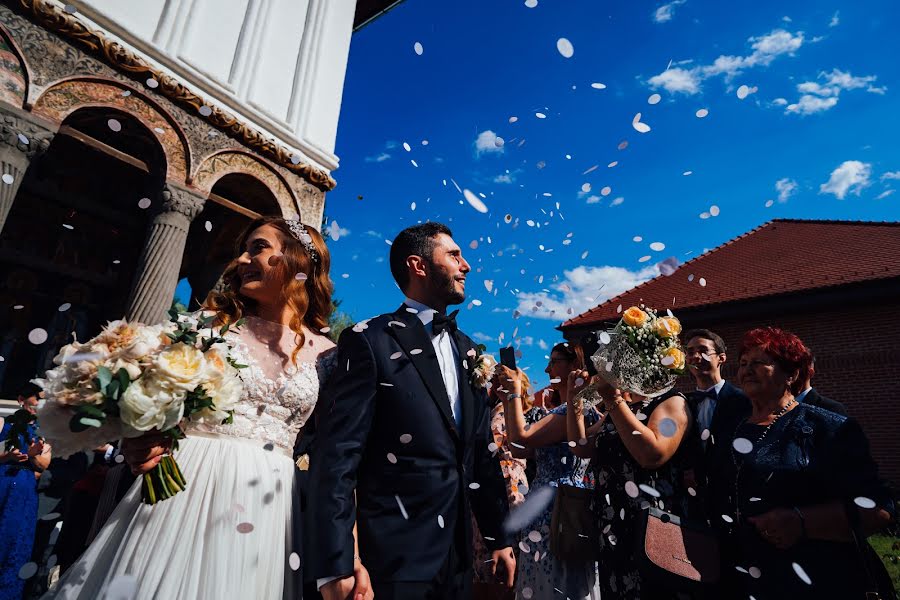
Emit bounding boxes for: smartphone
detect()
[499,346,517,371]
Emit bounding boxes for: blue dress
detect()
[0,421,39,600]
[515,404,601,600]
[707,403,895,599]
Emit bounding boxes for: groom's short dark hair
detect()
[390,222,453,291]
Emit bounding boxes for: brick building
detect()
[559,219,900,488]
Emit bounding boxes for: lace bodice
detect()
[184,316,337,453]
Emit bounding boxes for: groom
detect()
[309,223,515,599]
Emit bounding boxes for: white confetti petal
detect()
[737,85,751,100]
[648,93,661,105]
[399,433,413,444]
[591,82,607,90]
[650,242,665,251]
[18,562,38,580]
[854,497,877,509]
[1,173,14,185]
[437,514,445,528]
[463,189,488,213]
[732,437,754,454]
[624,481,640,498]
[696,108,709,118]
[556,38,574,58]
[413,42,423,55]
[28,328,48,344]
[792,562,812,585]
[107,119,122,132]
[289,552,301,571]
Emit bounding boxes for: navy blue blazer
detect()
[306,305,510,584]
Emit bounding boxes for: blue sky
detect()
[208,0,900,388]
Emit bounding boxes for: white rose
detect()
[199,348,229,384]
[118,324,167,360]
[119,378,185,436]
[110,358,143,381]
[153,343,205,391]
[196,372,242,423]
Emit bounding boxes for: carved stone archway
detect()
[0,27,28,108]
[194,150,299,219]
[31,77,189,181]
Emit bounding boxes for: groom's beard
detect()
[428,263,466,306]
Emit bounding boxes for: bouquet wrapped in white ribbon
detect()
[34,310,245,504]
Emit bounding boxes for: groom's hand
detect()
[320,576,353,600]
[321,561,373,600]
[491,546,516,588]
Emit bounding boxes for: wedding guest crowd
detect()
[1,223,895,600]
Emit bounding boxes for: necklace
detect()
[730,398,796,522]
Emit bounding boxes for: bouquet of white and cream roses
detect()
[580,306,686,406]
[34,309,245,504]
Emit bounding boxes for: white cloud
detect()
[537,339,549,350]
[785,69,885,115]
[772,97,788,106]
[363,230,383,238]
[829,11,840,27]
[648,67,701,94]
[649,28,804,94]
[786,95,839,115]
[819,160,872,199]
[515,264,659,321]
[474,130,504,156]
[775,178,798,202]
[876,189,895,200]
[585,195,602,204]
[881,171,900,181]
[494,173,514,184]
[365,152,391,163]
[472,332,494,343]
[653,0,686,23]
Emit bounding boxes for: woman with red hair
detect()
[706,327,895,599]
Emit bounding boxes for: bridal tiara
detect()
[286,220,319,264]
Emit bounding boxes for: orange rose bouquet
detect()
[589,306,686,399]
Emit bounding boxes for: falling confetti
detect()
[737,85,750,100]
[138,197,152,209]
[58,303,72,312]
[650,242,665,251]
[395,495,409,519]
[639,484,661,498]
[463,189,489,213]
[556,38,574,58]
[503,486,555,533]
[632,113,651,133]
[146,78,159,88]
[236,522,254,534]
[400,433,413,444]
[624,481,640,498]
[437,514,445,528]
[2,174,14,185]
[696,108,709,118]
[699,277,707,287]
[28,328,48,345]
[710,205,721,216]
[648,93,661,105]
[792,562,812,585]
[535,112,547,119]
[732,438,753,454]
[199,105,213,117]
[469,482,481,490]
[204,220,212,232]
[107,119,122,132]
[524,0,538,7]
[854,497,877,509]
[18,562,38,580]
[414,42,423,55]
[591,82,607,89]
[659,418,677,437]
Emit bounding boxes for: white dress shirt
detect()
[404,297,463,428]
[317,299,464,591]
[696,379,726,433]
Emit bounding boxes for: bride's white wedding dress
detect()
[45,315,336,600]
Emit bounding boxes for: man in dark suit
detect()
[309,223,515,600]
[795,355,847,415]
[683,328,748,442]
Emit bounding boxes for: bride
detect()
[45,217,371,599]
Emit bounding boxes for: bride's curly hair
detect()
[202,216,334,364]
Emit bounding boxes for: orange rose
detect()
[622,306,648,327]
[653,316,682,338]
[662,347,685,370]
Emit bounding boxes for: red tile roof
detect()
[560,219,900,330]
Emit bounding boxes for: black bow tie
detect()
[690,389,718,403]
[431,310,459,336]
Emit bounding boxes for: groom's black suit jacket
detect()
[307,305,511,584]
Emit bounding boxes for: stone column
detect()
[0,110,55,233]
[126,184,206,325]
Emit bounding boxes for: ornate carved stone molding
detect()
[32,77,189,181]
[159,183,206,221]
[0,107,55,159]
[194,150,297,219]
[13,0,336,191]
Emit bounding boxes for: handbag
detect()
[635,506,721,590]
[549,483,599,562]
[844,498,895,600]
